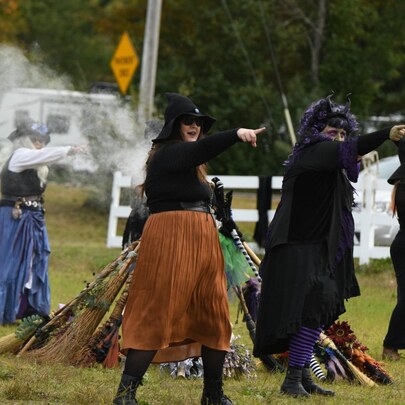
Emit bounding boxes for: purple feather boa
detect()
[285,97,359,169]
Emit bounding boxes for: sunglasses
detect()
[181,115,203,127]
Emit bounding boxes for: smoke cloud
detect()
[0,44,154,186]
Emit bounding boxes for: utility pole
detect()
[137,0,163,126]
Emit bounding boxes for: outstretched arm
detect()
[159,127,267,172]
[357,125,405,157]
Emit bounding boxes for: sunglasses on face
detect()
[181,116,203,127]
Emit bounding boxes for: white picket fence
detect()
[107,171,397,264]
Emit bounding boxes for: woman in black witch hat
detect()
[382,138,405,361]
[253,94,405,398]
[113,92,266,405]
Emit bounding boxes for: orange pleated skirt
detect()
[121,210,232,363]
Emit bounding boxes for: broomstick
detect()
[211,177,261,282]
[1,245,138,357]
[17,241,140,357]
[211,177,283,372]
[19,242,139,364]
[234,283,284,373]
[324,321,393,385]
[309,353,326,381]
[232,285,256,342]
[76,272,133,368]
[0,315,45,355]
[348,347,393,385]
[319,333,377,387]
[242,241,261,267]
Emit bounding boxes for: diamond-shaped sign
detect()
[110,32,139,95]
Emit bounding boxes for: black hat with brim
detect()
[152,93,216,143]
[388,138,405,185]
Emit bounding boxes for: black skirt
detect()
[253,241,360,356]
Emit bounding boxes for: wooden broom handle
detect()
[242,241,261,267]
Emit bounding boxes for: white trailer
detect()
[0,87,136,171]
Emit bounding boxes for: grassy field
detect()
[0,182,404,404]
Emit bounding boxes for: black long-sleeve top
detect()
[145,129,240,213]
[357,127,391,156]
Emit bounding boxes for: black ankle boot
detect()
[201,378,233,405]
[113,374,142,405]
[302,367,335,396]
[280,367,310,397]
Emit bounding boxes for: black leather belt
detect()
[179,201,211,212]
[150,200,211,214]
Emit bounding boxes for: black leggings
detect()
[124,345,226,380]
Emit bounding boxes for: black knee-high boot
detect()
[113,374,142,405]
[302,367,335,396]
[280,367,310,397]
[201,378,233,405]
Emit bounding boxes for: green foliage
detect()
[0,0,27,43]
[14,315,44,340]
[357,257,394,274]
[16,0,117,89]
[3,0,405,175]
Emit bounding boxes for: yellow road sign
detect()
[110,32,139,95]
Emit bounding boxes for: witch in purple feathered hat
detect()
[254,93,405,398]
[285,93,360,182]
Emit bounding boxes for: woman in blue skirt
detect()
[0,118,86,324]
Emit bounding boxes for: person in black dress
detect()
[253,94,405,397]
[382,138,405,361]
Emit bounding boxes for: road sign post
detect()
[110,32,139,95]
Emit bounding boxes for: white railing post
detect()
[357,171,376,265]
[106,171,131,248]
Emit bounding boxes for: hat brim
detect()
[8,129,51,145]
[388,164,405,185]
[7,130,19,142]
[152,114,216,143]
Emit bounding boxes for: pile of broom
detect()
[0,240,140,368]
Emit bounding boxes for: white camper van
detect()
[0,87,129,171]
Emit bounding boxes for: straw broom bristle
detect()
[0,333,26,355]
[17,242,140,359]
[319,333,377,387]
[344,357,378,386]
[22,252,137,365]
[24,271,128,364]
[76,276,132,367]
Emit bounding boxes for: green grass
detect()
[0,183,404,404]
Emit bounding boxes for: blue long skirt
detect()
[0,206,51,324]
